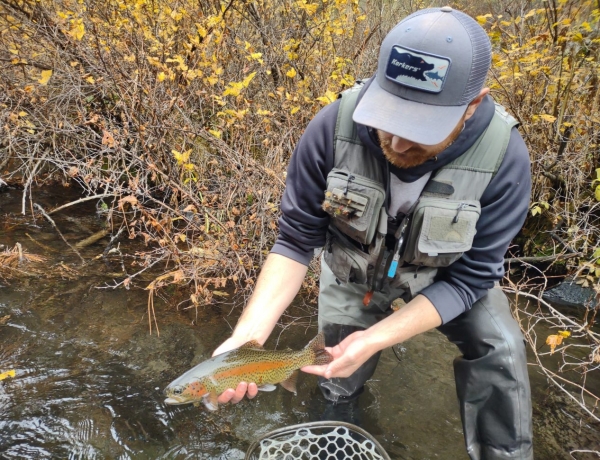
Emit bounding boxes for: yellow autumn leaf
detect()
[476,15,490,25]
[0,370,16,381]
[223,82,243,97]
[68,19,85,40]
[102,130,115,148]
[242,72,256,87]
[157,72,166,82]
[539,114,556,123]
[209,129,222,138]
[172,149,191,165]
[286,68,297,78]
[557,330,571,338]
[205,75,219,86]
[85,76,95,84]
[39,69,53,85]
[545,334,563,354]
[316,89,338,106]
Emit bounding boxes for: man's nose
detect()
[389,135,415,153]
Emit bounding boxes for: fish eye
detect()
[172,386,184,395]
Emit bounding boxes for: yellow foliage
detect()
[0,370,16,381]
[172,149,192,165]
[546,334,563,354]
[38,70,52,85]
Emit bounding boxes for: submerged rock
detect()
[542,277,598,309]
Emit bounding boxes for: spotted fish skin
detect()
[164,332,332,410]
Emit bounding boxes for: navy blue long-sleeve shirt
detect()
[271,92,531,324]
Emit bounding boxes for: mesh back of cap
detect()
[452,10,491,103]
[399,8,491,104]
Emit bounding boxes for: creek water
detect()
[0,185,598,459]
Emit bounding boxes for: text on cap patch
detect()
[385,45,451,93]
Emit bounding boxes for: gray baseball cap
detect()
[352,7,491,145]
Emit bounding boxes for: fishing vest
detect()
[322,82,518,300]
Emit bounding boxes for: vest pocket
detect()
[324,169,386,245]
[389,266,438,299]
[403,198,481,267]
[323,233,369,285]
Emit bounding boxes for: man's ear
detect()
[464,88,490,121]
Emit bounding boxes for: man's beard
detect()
[377,119,465,169]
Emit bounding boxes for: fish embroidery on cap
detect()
[385,45,451,93]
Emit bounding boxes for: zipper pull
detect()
[343,175,355,195]
[453,203,467,224]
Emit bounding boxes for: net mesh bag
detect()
[245,421,390,460]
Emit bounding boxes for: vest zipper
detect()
[453,202,469,223]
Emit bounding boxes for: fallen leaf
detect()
[102,130,115,148]
[0,370,16,381]
[546,334,563,354]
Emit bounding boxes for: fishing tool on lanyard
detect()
[362,202,417,307]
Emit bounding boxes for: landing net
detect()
[245,421,391,460]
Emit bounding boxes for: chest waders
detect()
[317,85,533,460]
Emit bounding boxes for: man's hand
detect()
[208,253,309,406]
[216,381,259,404]
[302,330,374,379]
[212,336,260,404]
[302,295,443,380]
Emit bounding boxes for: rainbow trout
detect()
[164,332,332,410]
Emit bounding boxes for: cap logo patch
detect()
[385,46,451,93]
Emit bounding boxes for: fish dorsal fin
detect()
[239,340,264,349]
[280,370,299,395]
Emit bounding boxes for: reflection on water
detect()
[0,186,599,459]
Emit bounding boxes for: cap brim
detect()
[352,77,467,145]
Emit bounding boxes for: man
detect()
[213,7,533,460]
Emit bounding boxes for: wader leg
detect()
[437,288,533,460]
[317,322,382,403]
[316,258,404,404]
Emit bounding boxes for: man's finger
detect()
[217,388,235,404]
[300,364,328,376]
[230,382,248,403]
[247,382,258,399]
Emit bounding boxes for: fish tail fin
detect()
[305,331,326,350]
[306,332,333,366]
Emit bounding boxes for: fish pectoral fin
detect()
[239,340,264,349]
[280,370,299,395]
[257,383,277,392]
[203,392,219,411]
